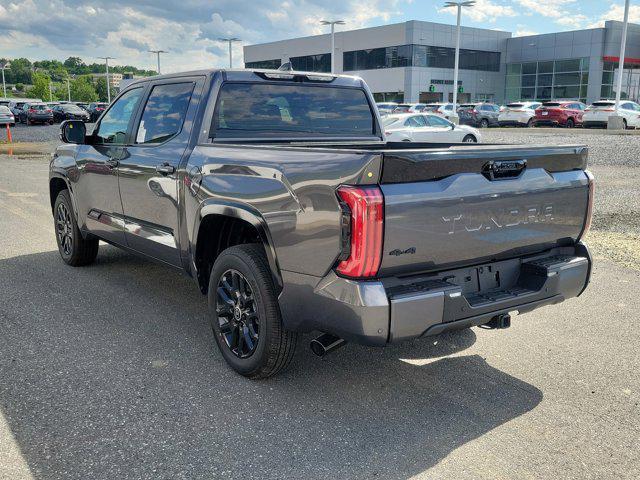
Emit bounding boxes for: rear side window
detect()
[212,83,374,139]
[136,82,195,144]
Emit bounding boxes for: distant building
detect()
[91,72,123,89]
[244,20,640,105]
[119,72,146,90]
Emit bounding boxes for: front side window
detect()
[94,88,144,145]
[135,82,195,144]
[212,82,375,139]
[425,115,451,127]
[404,116,426,127]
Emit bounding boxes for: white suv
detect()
[498,101,542,127]
[583,100,640,129]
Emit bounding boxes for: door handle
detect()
[106,159,119,169]
[156,163,176,175]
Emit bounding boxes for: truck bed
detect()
[208,141,590,278]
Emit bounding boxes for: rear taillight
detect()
[580,171,595,240]
[29,109,36,113]
[336,185,384,278]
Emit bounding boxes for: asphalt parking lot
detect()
[1,128,639,479]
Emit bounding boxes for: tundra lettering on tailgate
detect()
[442,204,554,235]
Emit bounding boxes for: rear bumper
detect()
[534,118,561,126]
[583,121,607,128]
[279,244,591,346]
[498,120,528,127]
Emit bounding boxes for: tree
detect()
[95,77,109,102]
[14,83,24,92]
[28,72,51,101]
[70,76,98,102]
[64,56,87,74]
[5,58,32,84]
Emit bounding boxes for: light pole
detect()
[443,1,475,124]
[320,20,345,74]
[0,61,10,98]
[149,49,167,74]
[218,38,241,68]
[98,56,115,103]
[66,74,75,102]
[610,0,631,129]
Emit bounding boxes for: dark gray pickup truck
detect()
[50,69,594,378]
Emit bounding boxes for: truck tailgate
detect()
[379,145,590,276]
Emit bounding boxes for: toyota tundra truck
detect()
[50,69,594,378]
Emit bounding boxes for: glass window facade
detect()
[290,54,331,72]
[343,44,500,72]
[245,59,282,69]
[601,61,640,101]
[505,58,589,103]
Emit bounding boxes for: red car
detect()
[534,101,586,128]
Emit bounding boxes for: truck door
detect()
[74,87,145,245]
[117,78,201,266]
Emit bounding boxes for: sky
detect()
[0,1,639,73]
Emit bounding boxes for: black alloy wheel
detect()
[216,269,260,358]
[56,201,74,256]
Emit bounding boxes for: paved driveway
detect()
[0,153,638,479]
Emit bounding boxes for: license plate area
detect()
[442,263,516,295]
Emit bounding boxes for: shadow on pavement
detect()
[0,247,543,479]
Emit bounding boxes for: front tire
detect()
[566,118,575,128]
[53,190,99,266]
[480,118,489,128]
[462,134,477,143]
[208,244,297,379]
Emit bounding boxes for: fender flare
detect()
[49,172,79,217]
[192,200,283,291]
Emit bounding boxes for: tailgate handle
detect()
[483,159,527,180]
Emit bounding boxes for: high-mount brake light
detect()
[263,72,295,80]
[335,185,384,278]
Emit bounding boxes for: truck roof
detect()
[126,69,366,89]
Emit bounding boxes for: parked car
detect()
[0,105,15,127]
[498,101,542,127]
[382,113,481,143]
[52,104,91,123]
[392,103,413,113]
[9,101,26,116]
[457,103,501,128]
[423,103,455,119]
[583,100,640,129]
[376,102,398,115]
[87,102,109,122]
[534,101,586,128]
[19,102,54,125]
[50,68,593,378]
[75,102,90,112]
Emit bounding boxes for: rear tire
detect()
[480,118,489,128]
[462,134,477,143]
[526,118,534,128]
[53,190,99,266]
[623,119,628,130]
[208,244,297,379]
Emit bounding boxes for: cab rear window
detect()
[211,82,375,139]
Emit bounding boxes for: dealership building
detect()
[244,19,640,105]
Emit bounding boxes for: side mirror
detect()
[60,120,86,144]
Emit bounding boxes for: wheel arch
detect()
[192,200,283,295]
[49,175,72,213]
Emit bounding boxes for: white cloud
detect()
[0,0,409,71]
[589,3,640,28]
[515,0,575,19]
[438,0,516,23]
[515,29,538,37]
